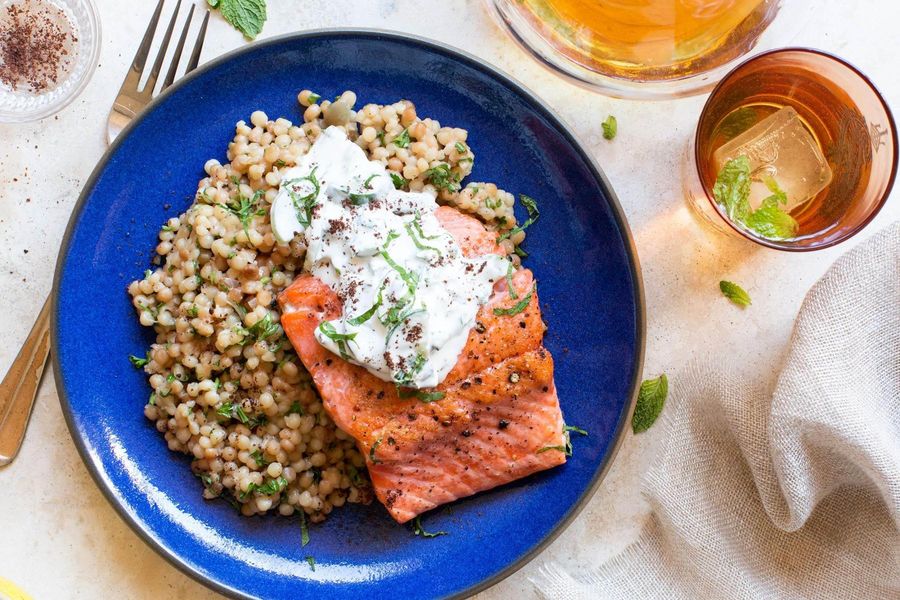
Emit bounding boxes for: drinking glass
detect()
[683,48,897,251]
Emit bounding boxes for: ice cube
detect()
[713,106,833,211]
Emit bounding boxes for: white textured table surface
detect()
[0,1,897,598]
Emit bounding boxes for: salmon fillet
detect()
[279,206,566,523]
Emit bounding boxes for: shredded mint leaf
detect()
[369,437,383,464]
[255,476,287,496]
[411,212,440,240]
[396,388,416,399]
[418,390,445,403]
[393,354,427,389]
[129,353,149,368]
[632,374,667,434]
[393,128,410,148]
[214,0,267,40]
[249,449,269,468]
[216,402,235,421]
[229,300,248,319]
[602,115,617,140]
[347,465,368,488]
[384,308,425,344]
[537,423,588,456]
[498,194,539,242]
[347,466,364,487]
[317,321,356,342]
[494,283,535,317]
[283,167,320,227]
[424,163,460,192]
[412,516,448,538]
[305,556,316,571]
[537,444,568,455]
[216,401,266,429]
[505,262,518,299]
[195,471,214,489]
[317,321,357,360]
[220,189,264,236]
[719,280,751,307]
[390,172,408,189]
[347,192,375,206]
[363,173,380,188]
[400,389,444,403]
[379,244,419,297]
[246,313,282,341]
[217,402,247,424]
[300,510,310,547]
[404,221,442,255]
[347,285,383,326]
[564,424,588,436]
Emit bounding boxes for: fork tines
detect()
[108,0,209,143]
[131,0,210,97]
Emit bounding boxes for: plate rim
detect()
[51,27,646,600]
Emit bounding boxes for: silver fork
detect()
[107,0,209,143]
[0,1,209,468]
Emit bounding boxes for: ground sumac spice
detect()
[0,0,77,93]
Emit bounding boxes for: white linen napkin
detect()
[534,221,900,599]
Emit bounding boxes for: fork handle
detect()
[0,297,51,467]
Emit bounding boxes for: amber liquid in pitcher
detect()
[517,0,778,81]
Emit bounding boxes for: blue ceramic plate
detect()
[53,30,644,600]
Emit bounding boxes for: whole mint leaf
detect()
[719,280,751,307]
[632,374,667,434]
[745,197,799,240]
[744,177,798,240]
[713,156,799,241]
[712,155,751,223]
[602,115,617,140]
[219,0,266,40]
[716,107,757,140]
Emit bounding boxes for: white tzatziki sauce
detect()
[271,126,508,390]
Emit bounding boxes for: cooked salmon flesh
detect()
[279,206,566,523]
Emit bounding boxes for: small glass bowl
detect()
[0,0,101,123]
